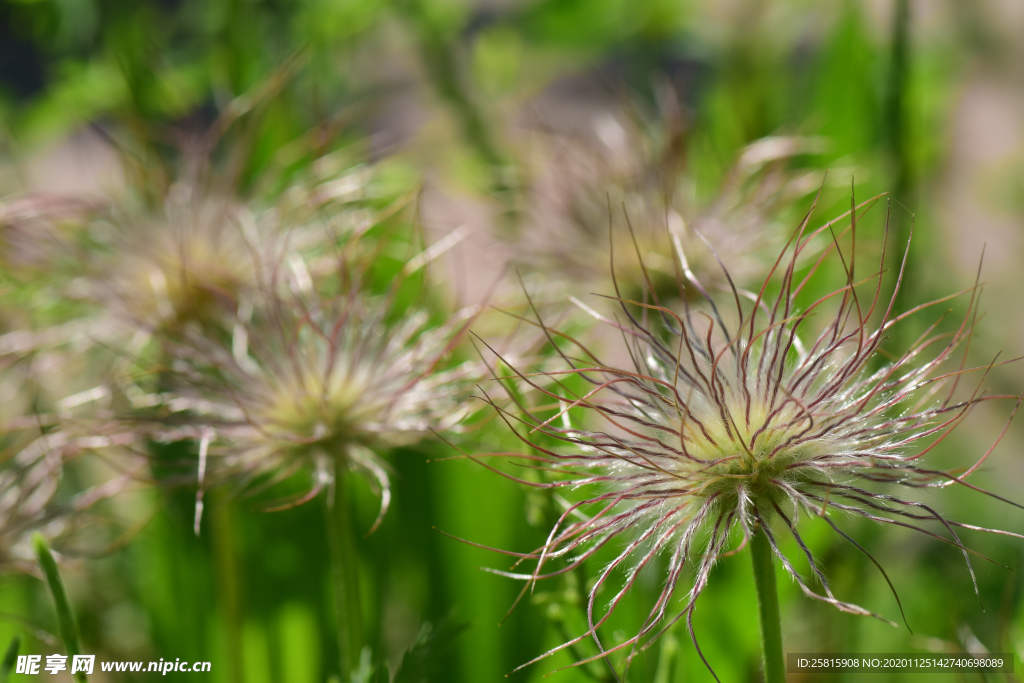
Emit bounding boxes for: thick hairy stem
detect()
[326,450,363,678]
[751,528,785,683]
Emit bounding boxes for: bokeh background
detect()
[1,0,1024,681]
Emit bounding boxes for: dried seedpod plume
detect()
[0,139,423,428]
[110,214,486,679]
[0,435,143,572]
[0,195,97,278]
[116,216,484,526]
[0,334,143,577]
[94,191,263,337]
[39,115,480,679]
[468,190,1022,680]
[17,121,452,523]
[0,403,141,577]
[513,95,827,303]
[84,156,396,343]
[0,434,68,576]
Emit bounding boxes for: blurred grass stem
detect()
[751,528,784,683]
[399,0,514,208]
[0,637,20,683]
[884,0,911,203]
[326,450,363,678]
[33,536,86,683]
[884,0,916,325]
[211,492,244,683]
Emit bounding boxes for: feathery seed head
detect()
[0,195,95,277]
[101,195,259,334]
[0,438,64,575]
[131,234,481,523]
[0,426,137,576]
[518,124,825,302]
[215,305,475,459]
[477,193,1022,677]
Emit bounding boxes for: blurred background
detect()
[1,0,1024,681]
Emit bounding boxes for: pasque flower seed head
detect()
[473,193,1022,678]
[135,238,482,532]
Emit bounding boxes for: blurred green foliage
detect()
[1,1,1022,682]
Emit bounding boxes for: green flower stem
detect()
[210,491,244,683]
[326,449,363,678]
[751,528,785,683]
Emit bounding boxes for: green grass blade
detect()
[653,634,678,683]
[0,636,20,683]
[33,534,86,683]
[392,615,468,683]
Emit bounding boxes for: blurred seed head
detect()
[0,435,64,575]
[121,222,482,527]
[0,421,139,576]
[0,195,95,278]
[514,102,826,304]
[87,192,258,337]
[206,301,477,456]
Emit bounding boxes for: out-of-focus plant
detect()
[512,97,827,304]
[0,2,1006,681]
[0,438,69,577]
[89,194,261,340]
[32,122,481,678]
[127,229,483,524]
[468,193,1023,680]
[1,29,493,667]
[33,535,86,683]
[0,366,138,579]
[0,0,388,157]
[0,636,18,683]
[121,230,482,678]
[0,195,94,277]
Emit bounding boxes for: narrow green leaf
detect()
[349,647,376,683]
[392,615,468,683]
[33,534,86,683]
[0,636,20,683]
[653,634,678,683]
